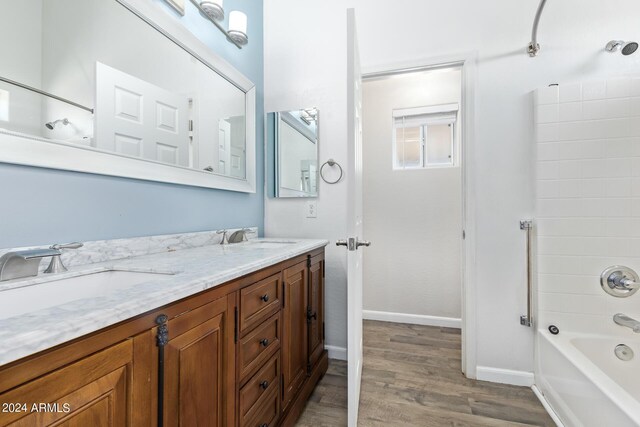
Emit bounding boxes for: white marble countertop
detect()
[0,238,328,366]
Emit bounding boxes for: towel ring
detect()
[320,159,343,184]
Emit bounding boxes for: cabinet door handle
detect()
[155,314,169,427]
[260,380,269,390]
[260,294,269,302]
[260,338,269,347]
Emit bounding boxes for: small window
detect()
[393,104,457,170]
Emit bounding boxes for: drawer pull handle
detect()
[260,380,269,390]
[260,424,268,427]
[261,294,269,302]
[260,338,269,347]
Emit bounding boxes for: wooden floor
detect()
[296,320,555,427]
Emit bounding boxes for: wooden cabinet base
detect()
[0,248,326,427]
[279,350,328,427]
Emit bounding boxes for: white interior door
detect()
[95,62,189,166]
[346,9,366,427]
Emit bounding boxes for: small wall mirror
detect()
[267,108,319,198]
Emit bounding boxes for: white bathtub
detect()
[536,330,640,427]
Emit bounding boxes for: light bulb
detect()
[199,0,224,21]
[228,11,248,45]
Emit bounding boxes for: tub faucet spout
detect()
[613,313,640,333]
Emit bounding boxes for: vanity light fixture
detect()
[228,11,248,46]
[199,0,224,21]
[189,0,247,48]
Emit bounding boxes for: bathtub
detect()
[536,330,640,426]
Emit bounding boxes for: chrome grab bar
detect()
[520,220,533,327]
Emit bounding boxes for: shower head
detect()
[606,40,639,55]
[45,118,70,130]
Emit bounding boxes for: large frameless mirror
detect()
[0,0,256,192]
[267,108,319,198]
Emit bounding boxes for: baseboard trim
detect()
[532,385,564,427]
[362,310,461,329]
[476,366,534,387]
[325,345,347,361]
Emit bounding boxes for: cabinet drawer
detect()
[239,353,280,427]
[239,313,280,381]
[240,273,281,335]
[244,387,279,427]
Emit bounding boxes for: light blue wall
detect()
[0,0,264,249]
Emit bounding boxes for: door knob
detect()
[336,240,348,247]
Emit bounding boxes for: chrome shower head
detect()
[45,118,70,130]
[606,40,639,55]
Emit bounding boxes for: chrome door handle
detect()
[356,240,371,248]
[336,238,370,251]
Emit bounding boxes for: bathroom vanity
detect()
[0,235,327,427]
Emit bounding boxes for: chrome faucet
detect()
[0,242,83,281]
[613,313,640,333]
[228,228,256,244]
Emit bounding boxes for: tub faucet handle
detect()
[601,266,640,298]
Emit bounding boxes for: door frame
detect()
[361,52,479,379]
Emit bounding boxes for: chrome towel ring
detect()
[320,159,343,184]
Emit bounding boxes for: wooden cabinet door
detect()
[162,295,236,427]
[0,340,133,427]
[281,261,308,411]
[308,255,324,370]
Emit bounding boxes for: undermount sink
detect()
[0,269,174,321]
[245,240,297,249]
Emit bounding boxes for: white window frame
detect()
[392,103,458,170]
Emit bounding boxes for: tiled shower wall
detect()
[535,77,640,336]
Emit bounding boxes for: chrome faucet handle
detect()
[216,229,229,245]
[44,242,83,274]
[241,228,256,241]
[601,266,640,297]
[51,242,83,250]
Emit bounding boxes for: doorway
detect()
[360,63,469,376]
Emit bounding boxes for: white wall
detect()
[0,0,43,136]
[362,69,462,320]
[264,0,640,375]
[535,77,640,335]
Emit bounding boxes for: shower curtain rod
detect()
[528,0,548,57]
[0,76,94,114]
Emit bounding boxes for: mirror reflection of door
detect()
[95,63,189,167]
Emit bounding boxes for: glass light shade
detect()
[199,0,224,21]
[228,11,248,45]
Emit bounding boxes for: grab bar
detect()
[520,220,533,327]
